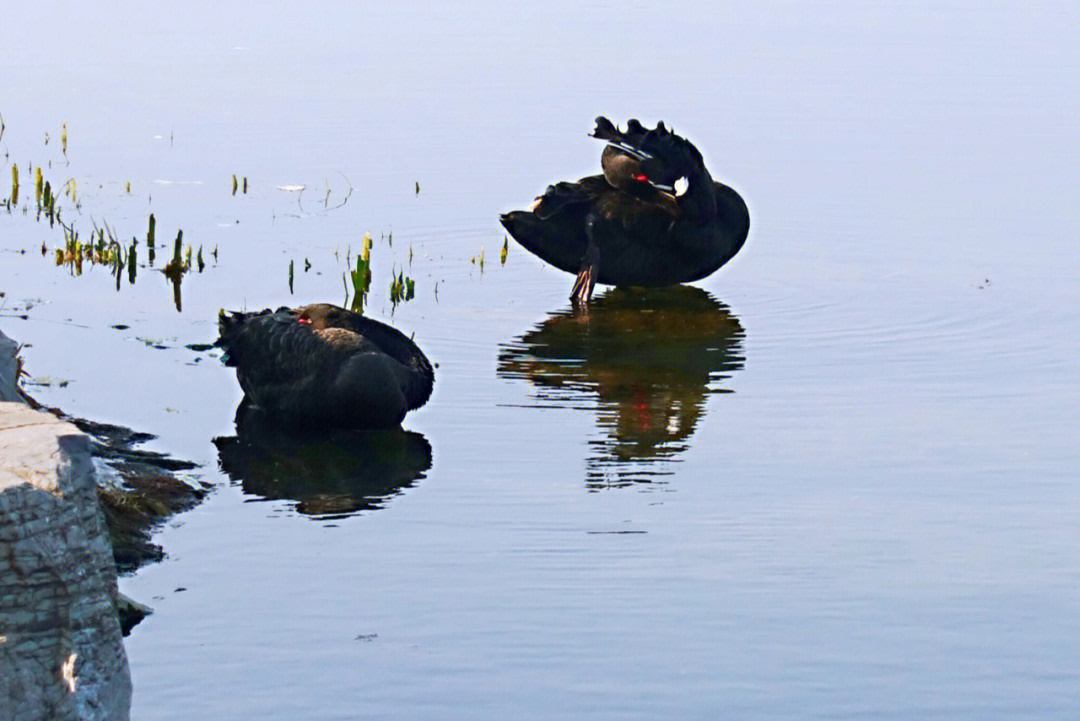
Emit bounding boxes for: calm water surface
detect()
[3,2,1080,718]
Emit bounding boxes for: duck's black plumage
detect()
[216,303,433,429]
[500,117,749,302]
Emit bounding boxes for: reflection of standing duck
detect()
[214,408,432,518]
[498,287,745,486]
[501,117,750,304]
[216,303,433,429]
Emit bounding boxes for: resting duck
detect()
[216,303,434,429]
[500,116,750,303]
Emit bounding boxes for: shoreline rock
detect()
[1,328,206,719]
[0,329,27,403]
[1,400,132,721]
[1,331,206,576]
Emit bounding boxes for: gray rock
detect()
[0,330,23,403]
[1,398,132,720]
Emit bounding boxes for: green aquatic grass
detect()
[345,233,374,313]
[8,121,214,309]
[389,270,416,306]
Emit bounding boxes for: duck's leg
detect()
[570,216,601,305]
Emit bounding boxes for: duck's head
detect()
[592,116,703,201]
[599,143,657,193]
[293,303,355,330]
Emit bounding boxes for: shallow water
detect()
[3,2,1080,718]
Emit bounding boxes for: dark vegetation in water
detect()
[16,399,206,634]
[23,395,208,574]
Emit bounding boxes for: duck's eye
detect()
[674,176,689,197]
[632,173,649,183]
[298,317,312,325]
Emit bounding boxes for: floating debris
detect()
[501,236,508,265]
[136,337,171,350]
[288,259,295,294]
[60,123,68,158]
[10,164,18,206]
[414,181,420,195]
[26,376,70,388]
[231,174,238,196]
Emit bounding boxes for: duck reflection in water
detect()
[214,406,432,519]
[497,286,744,488]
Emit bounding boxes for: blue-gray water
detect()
[3,2,1079,718]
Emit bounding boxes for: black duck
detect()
[216,303,433,429]
[500,116,750,303]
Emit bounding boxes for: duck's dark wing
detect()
[500,175,609,275]
[218,310,364,398]
[292,304,434,410]
[533,175,609,219]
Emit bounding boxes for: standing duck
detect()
[500,117,750,303]
[216,303,434,429]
